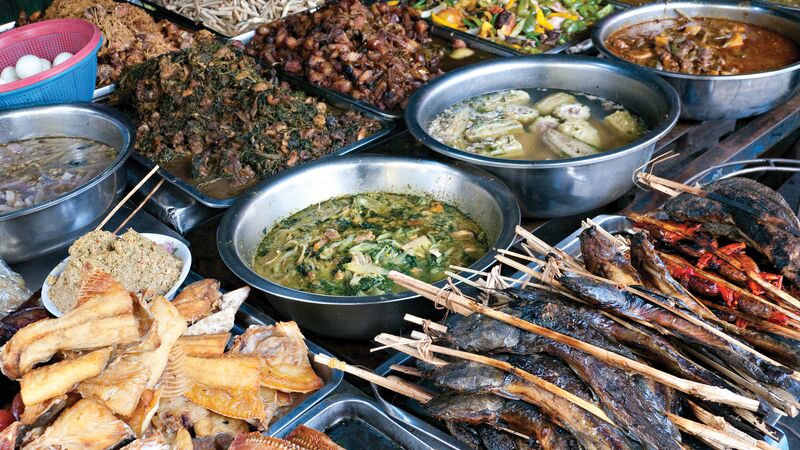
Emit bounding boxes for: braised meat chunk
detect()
[245,0,444,111]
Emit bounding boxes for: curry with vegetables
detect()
[429,88,647,160]
[607,17,800,75]
[253,193,489,296]
[414,0,614,53]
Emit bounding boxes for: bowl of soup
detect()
[592,1,800,120]
[217,155,520,338]
[0,103,134,263]
[405,55,680,218]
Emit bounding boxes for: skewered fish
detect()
[558,272,800,403]
[429,361,584,449]
[579,226,642,285]
[664,177,800,285]
[447,301,679,450]
[629,231,711,317]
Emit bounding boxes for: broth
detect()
[606,17,800,75]
[428,88,647,161]
[0,137,118,214]
[253,192,489,297]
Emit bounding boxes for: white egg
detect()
[39,58,52,71]
[0,67,19,82]
[15,55,43,79]
[53,52,73,66]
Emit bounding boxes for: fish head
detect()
[448,313,521,353]
[429,361,512,393]
[423,392,506,424]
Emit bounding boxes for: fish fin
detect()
[75,266,126,308]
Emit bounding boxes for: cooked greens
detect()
[428,88,648,161]
[253,193,489,296]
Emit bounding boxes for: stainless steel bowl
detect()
[0,103,134,263]
[404,55,680,218]
[217,155,520,339]
[592,1,800,120]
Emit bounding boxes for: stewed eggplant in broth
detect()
[428,88,647,160]
[607,17,800,75]
[253,193,489,296]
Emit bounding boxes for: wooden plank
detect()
[625,91,800,212]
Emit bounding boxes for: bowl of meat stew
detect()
[593,1,800,120]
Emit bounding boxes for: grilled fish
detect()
[579,226,642,285]
[664,177,800,286]
[629,231,711,317]
[559,273,800,401]
[24,399,133,450]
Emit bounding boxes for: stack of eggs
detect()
[0,52,74,84]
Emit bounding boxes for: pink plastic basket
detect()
[0,19,102,109]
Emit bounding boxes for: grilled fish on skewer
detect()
[425,393,603,450]
[447,303,680,450]
[664,177,800,286]
[579,226,642,286]
[629,231,712,318]
[505,288,729,390]
[558,273,800,403]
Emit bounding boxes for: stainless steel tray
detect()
[273,394,466,449]
[182,272,343,436]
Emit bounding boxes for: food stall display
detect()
[2,0,800,448]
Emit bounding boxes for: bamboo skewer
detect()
[388,270,762,412]
[95,165,160,232]
[687,401,780,450]
[373,334,614,424]
[404,314,448,333]
[667,413,771,450]
[389,365,424,377]
[112,179,165,234]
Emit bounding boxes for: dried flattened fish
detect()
[185,287,249,336]
[24,399,133,450]
[172,279,221,323]
[20,348,111,406]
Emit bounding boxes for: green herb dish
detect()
[253,192,489,296]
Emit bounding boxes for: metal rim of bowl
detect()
[217,155,522,306]
[0,102,135,220]
[403,54,681,170]
[591,0,800,81]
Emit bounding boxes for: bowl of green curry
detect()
[217,155,520,338]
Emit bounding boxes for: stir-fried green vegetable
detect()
[253,193,489,296]
[416,0,613,53]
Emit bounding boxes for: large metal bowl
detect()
[592,1,800,121]
[217,155,520,339]
[405,55,680,218]
[0,103,134,263]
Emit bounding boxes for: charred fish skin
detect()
[476,426,520,450]
[559,274,800,401]
[445,422,484,450]
[509,298,682,450]
[629,232,709,317]
[448,310,525,354]
[501,401,581,450]
[428,358,633,450]
[424,392,507,425]
[506,287,729,390]
[579,226,642,285]
[506,353,596,403]
[665,177,800,285]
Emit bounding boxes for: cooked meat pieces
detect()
[245,0,444,111]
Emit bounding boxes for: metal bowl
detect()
[404,55,680,218]
[217,155,520,339]
[0,103,134,263]
[592,1,800,120]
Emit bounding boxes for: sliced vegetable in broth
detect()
[428,88,648,161]
[253,193,489,297]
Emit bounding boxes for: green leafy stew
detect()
[253,193,489,296]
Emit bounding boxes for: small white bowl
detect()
[41,233,191,317]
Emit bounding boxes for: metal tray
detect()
[273,394,466,449]
[127,74,396,209]
[181,272,343,436]
[234,11,500,120]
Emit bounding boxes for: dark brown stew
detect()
[607,17,800,75]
